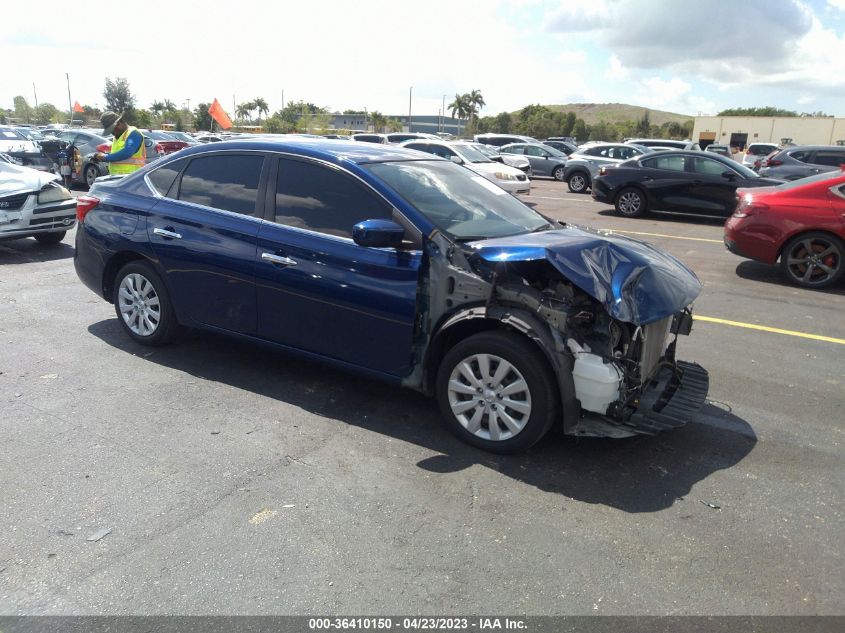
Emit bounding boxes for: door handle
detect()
[153,227,182,239]
[261,252,298,266]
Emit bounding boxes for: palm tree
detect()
[369,111,387,133]
[467,89,486,128]
[236,101,254,124]
[163,99,176,112]
[150,101,165,117]
[253,97,269,123]
[448,94,470,136]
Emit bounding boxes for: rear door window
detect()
[524,145,547,157]
[642,155,686,171]
[148,158,189,196]
[789,151,810,163]
[274,158,393,239]
[811,151,845,167]
[692,156,732,176]
[176,154,264,215]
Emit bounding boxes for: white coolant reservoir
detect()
[568,340,623,415]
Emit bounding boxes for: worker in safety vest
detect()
[93,111,146,175]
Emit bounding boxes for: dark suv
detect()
[758,145,845,181]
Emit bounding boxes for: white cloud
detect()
[633,77,717,116]
[604,55,629,80]
[827,0,845,10]
[797,95,816,105]
[542,0,611,32]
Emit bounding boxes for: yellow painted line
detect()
[695,315,845,346]
[612,229,723,244]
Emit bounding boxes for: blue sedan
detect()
[74,139,709,452]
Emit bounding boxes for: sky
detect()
[3,0,845,119]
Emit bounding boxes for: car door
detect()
[146,152,268,334]
[810,150,845,175]
[687,155,740,215]
[522,145,551,176]
[636,154,691,211]
[254,156,423,377]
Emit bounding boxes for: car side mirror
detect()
[490,156,504,163]
[722,170,738,180]
[352,219,405,248]
[450,155,463,165]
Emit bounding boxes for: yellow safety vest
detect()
[109,126,147,175]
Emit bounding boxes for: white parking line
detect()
[526,195,589,202]
[612,230,723,244]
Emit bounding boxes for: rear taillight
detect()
[598,166,608,176]
[155,143,164,155]
[76,195,100,222]
[96,143,111,153]
[766,159,783,167]
[733,197,769,218]
[745,149,753,155]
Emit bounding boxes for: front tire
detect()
[34,231,66,245]
[435,331,558,453]
[567,171,589,193]
[780,232,844,288]
[552,165,566,181]
[113,261,180,345]
[615,187,647,217]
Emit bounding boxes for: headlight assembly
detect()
[37,183,72,204]
[494,172,517,181]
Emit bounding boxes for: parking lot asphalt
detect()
[1,179,843,615]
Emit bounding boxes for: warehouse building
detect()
[692,116,845,151]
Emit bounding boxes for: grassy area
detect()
[532,103,693,127]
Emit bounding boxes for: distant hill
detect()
[524,103,694,126]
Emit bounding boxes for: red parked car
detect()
[144,130,189,154]
[724,169,845,288]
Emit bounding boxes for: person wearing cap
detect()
[93,111,146,175]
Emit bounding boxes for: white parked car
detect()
[0,162,77,245]
[400,140,531,194]
[467,142,532,177]
[742,142,779,170]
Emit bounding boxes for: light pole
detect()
[408,86,413,133]
[442,94,446,134]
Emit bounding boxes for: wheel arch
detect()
[101,251,158,303]
[424,306,579,432]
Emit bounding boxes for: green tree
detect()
[494,111,512,133]
[717,106,805,117]
[465,89,486,133]
[13,96,32,123]
[150,101,165,117]
[572,118,589,142]
[589,120,612,142]
[134,109,152,128]
[193,103,212,131]
[103,77,136,114]
[635,110,651,137]
[32,103,59,126]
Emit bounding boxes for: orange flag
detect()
[73,101,84,113]
[208,99,233,130]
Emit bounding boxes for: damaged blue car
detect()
[74,140,709,453]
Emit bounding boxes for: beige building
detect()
[692,116,845,150]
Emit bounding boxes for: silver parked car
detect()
[0,161,77,244]
[626,138,702,151]
[499,142,569,180]
[467,142,532,176]
[757,145,845,180]
[562,143,653,193]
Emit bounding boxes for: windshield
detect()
[365,160,549,240]
[147,131,176,140]
[17,128,44,141]
[453,144,493,163]
[0,129,26,141]
[725,160,760,178]
[167,132,192,142]
[472,143,499,158]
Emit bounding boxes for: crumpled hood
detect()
[470,225,701,325]
[0,162,60,195]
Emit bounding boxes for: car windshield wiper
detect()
[452,235,489,243]
[530,222,556,233]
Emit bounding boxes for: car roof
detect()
[159,139,439,165]
[781,145,845,151]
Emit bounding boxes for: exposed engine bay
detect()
[406,226,709,438]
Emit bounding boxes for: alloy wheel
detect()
[785,236,842,286]
[618,191,642,215]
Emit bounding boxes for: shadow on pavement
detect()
[735,260,845,296]
[0,238,74,264]
[88,319,757,514]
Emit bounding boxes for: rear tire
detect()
[85,163,100,188]
[34,231,66,245]
[435,331,558,453]
[552,165,566,181]
[614,187,647,217]
[567,171,589,193]
[780,232,844,288]
[112,261,180,345]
